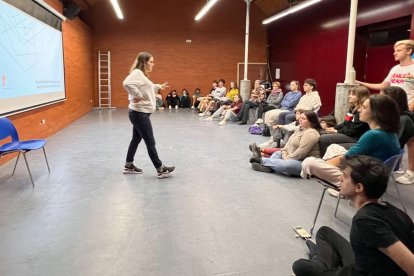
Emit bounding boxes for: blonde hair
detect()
[394,39,414,53]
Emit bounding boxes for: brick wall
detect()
[1,0,94,164]
[83,0,268,106]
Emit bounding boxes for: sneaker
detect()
[191,105,195,109]
[252,162,273,173]
[175,105,178,109]
[123,164,143,174]
[169,106,172,110]
[157,165,175,179]
[204,117,213,121]
[249,157,261,163]
[255,118,264,124]
[218,121,225,126]
[159,107,164,110]
[395,172,414,185]
[198,112,206,117]
[206,111,212,116]
[328,188,344,198]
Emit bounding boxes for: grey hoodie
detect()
[123,69,162,113]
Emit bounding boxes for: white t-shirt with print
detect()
[384,63,414,103]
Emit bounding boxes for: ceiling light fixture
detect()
[262,0,322,25]
[195,0,219,21]
[110,0,124,20]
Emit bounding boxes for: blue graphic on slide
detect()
[0,1,65,99]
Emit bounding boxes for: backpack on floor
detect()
[261,125,271,137]
[248,124,264,135]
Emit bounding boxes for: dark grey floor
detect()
[0,108,413,276]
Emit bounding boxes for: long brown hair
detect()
[350,86,370,111]
[129,51,153,76]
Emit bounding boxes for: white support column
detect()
[240,0,251,103]
[344,0,358,84]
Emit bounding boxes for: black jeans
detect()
[319,134,356,157]
[126,110,162,169]
[292,226,356,276]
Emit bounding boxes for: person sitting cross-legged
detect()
[249,110,321,177]
[292,155,414,276]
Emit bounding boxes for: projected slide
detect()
[0,0,65,116]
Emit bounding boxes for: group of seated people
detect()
[156,88,200,110]
[170,77,414,274]
[245,82,414,274]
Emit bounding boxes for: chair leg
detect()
[22,152,35,187]
[334,196,341,218]
[42,147,50,173]
[12,151,21,175]
[390,175,407,213]
[310,187,328,235]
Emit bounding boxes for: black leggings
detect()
[292,226,356,276]
[126,110,162,169]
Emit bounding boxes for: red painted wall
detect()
[266,0,413,115]
[82,0,268,106]
[1,0,94,164]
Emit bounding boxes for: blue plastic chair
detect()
[0,117,50,187]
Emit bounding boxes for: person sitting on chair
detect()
[292,155,414,276]
[301,94,401,194]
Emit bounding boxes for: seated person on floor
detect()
[201,80,239,116]
[249,110,321,177]
[218,81,239,106]
[264,80,302,132]
[180,89,191,108]
[255,81,284,124]
[197,80,218,113]
[293,155,414,276]
[251,110,303,157]
[233,86,266,124]
[278,78,322,125]
[191,88,203,109]
[301,94,401,189]
[319,86,370,156]
[204,94,243,125]
[319,117,336,130]
[166,90,180,109]
[381,86,414,185]
[198,79,227,116]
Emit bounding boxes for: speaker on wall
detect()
[63,0,80,20]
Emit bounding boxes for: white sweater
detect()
[123,69,161,113]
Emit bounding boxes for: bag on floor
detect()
[248,124,263,135]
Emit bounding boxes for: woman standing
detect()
[123,51,175,178]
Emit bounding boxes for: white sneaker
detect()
[328,188,340,198]
[169,106,172,110]
[175,105,178,109]
[258,138,273,148]
[159,107,164,110]
[218,121,225,126]
[199,112,206,117]
[395,172,414,185]
[204,117,213,121]
[255,118,264,124]
[191,106,195,109]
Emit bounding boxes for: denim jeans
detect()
[261,151,303,176]
[126,110,162,169]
